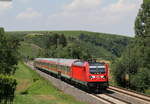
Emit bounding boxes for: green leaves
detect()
[0,28,19,103]
[0,75,17,103]
[135,0,150,37]
[113,0,150,93]
[0,28,19,75]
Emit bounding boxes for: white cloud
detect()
[47,0,142,36]
[102,0,140,14]
[16,8,42,20]
[1,0,142,36]
[102,0,142,25]
[0,2,12,15]
[65,0,102,11]
[17,0,32,3]
[65,0,101,9]
[49,0,141,23]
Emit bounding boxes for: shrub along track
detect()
[26,61,150,104]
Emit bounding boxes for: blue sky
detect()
[0,0,142,36]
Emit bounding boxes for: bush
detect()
[0,75,17,103]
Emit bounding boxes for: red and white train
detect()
[34,58,109,91]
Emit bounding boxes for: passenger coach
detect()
[34,58,109,91]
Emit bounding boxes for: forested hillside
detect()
[7,31,132,61]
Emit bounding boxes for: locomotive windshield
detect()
[89,63,105,74]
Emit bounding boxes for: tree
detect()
[0,28,19,103]
[59,34,67,47]
[113,0,150,92]
[0,28,20,75]
[135,0,150,37]
[135,0,150,68]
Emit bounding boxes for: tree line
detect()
[0,28,20,103]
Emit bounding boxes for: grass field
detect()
[13,62,86,104]
[19,42,43,59]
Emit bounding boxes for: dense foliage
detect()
[0,28,19,103]
[0,28,20,75]
[113,0,150,93]
[0,75,17,104]
[7,31,131,61]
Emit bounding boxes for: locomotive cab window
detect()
[89,63,106,74]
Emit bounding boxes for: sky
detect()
[0,0,142,36]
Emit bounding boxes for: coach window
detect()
[55,64,58,69]
[48,63,50,68]
[62,65,64,70]
[55,64,57,69]
[66,66,68,72]
[59,65,61,70]
[53,64,55,69]
[52,64,54,68]
[63,66,65,70]
[54,64,56,69]
[65,66,67,71]
[61,65,63,70]
[64,66,67,72]
[66,66,69,72]
[60,65,62,70]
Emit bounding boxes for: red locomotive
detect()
[34,58,109,91]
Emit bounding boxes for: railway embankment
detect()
[13,62,87,104]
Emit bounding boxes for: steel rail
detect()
[109,86,150,102]
[104,93,131,104]
[93,94,116,104]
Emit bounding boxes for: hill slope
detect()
[7,30,132,60]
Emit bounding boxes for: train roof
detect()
[35,58,79,67]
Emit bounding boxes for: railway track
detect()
[26,62,150,104]
[90,86,150,104]
[107,86,150,104]
[109,86,150,101]
[93,94,131,104]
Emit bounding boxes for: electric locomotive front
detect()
[86,62,109,90]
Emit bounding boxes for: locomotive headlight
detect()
[101,76,106,79]
[90,76,95,79]
[92,76,96,78]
